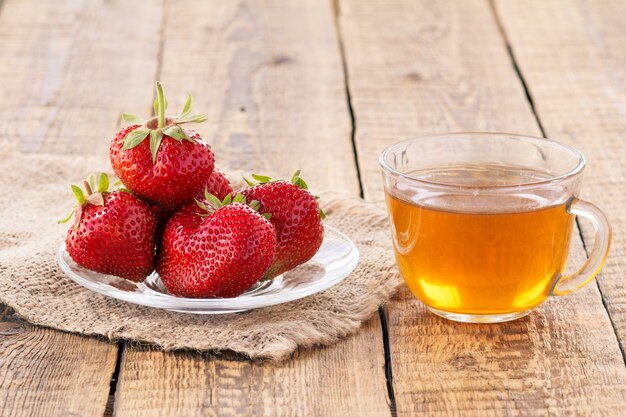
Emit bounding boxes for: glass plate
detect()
[57,225,359,314]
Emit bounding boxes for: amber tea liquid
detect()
[386,164,576,315]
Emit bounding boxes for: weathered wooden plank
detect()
[112,1,390,416]
[115,331,387,417]
[495,0,626,358]
[0,0,165,415]
[153,0,359,193]
[0,305,118,417]
[338,0,626,415]
[0,0,163,156]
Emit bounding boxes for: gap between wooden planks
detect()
[338,0,626,416]
[0,0,164,415]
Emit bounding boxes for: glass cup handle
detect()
[552,199,612,296]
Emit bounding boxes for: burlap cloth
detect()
[0,146,401,360]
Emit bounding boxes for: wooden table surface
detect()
[1,0,625,416]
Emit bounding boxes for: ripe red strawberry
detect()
[110,82,214,211]
[238,171,325,280]
[156,193,276,298]
[149,202,174,246]
[60,173,157,281]
[203,168,233,200]
[150,202,172,228]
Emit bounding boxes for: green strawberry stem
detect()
[156,82,166,129]
[83,180,93,196]
[244,170,326,220]
[60,173,110,225]
[195,190,270,219]
[121,82,208,161]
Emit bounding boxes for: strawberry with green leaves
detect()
[60,173,157,281]
[157,192,276,298]
[238,171,325,280]
[110,82,214,211]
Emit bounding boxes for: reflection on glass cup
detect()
[380,133,611,323]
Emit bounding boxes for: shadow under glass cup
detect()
[379,133,611,323]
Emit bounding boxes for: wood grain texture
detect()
[0,0,163,155]
[338,0,542,201]
[112,1,390,416]
[155,0,359,194]
[0,305,118,417]
[114,330,387,417]
[338,0,626,415]
[495,0,626,358]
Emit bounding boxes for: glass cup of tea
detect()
[379,133,611,323]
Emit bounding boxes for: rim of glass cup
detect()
[378,132,586,190]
